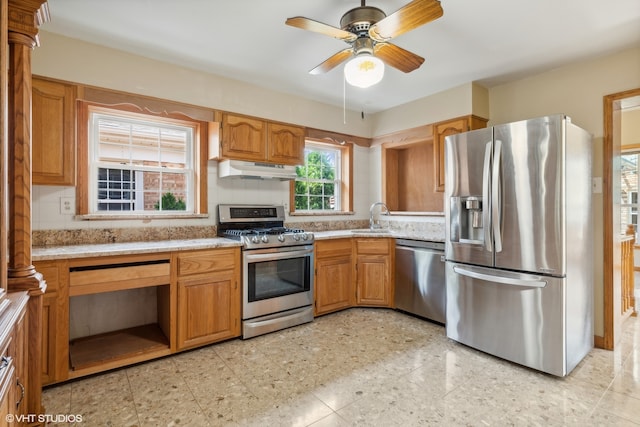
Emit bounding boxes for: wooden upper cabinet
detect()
[32,77,77,186]
[220,113,266,162]
[267,122,305,165]
[433,115,488,192]
[220,113,305,165]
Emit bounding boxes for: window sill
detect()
[288,211,355,216]
[76,213,209,221]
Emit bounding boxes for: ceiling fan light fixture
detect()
[344,53,385,88]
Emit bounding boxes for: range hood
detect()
[218,159,298,180]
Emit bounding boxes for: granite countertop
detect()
[32,229,444,261]
[313,229,444,242]
[32,238,242,261]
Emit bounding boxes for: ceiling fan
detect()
[285,0,443,87]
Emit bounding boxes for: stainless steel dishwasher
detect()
[394,239,446,324]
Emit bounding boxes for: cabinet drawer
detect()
[69,260,170,296]
[316,239,352,258]
[355,238,391,255]
[176,248,238,277]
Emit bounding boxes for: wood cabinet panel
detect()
[176,248,237,276]
[177,272,239,349]
[355,238,394,307]
[355,238,390,255]
[221,114,266,161]
[314,239,353,316]
[36,260,69,386]
[267,122,305,165]
[220,113,305,165]
[433,115,488,192]
[32,77,76,186]
[356,255,389,306]
[176,247,241,350]
[0,294,29,423]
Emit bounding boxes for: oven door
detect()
[243,245,314,320]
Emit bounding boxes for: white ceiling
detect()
[41,0,640,114]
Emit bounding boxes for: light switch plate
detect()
[60,197,75,215]
[592,177,602,194]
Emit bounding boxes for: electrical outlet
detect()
[60,197,75,215]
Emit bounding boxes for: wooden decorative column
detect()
[6,0,49,421]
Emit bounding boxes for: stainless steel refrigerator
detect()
[444,114,593,377]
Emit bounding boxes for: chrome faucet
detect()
[369,202,390,231]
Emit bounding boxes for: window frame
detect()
[77,101,209,218]
[621,150,640,234]
[289,137,353,215]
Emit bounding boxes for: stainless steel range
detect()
[217,204,314,339]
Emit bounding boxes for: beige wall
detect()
[489,47,640,338]
[33,32,373,138]
[31,30,640,336]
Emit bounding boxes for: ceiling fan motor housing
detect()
[340,6,386,36]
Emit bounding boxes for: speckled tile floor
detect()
[43,308,640,426]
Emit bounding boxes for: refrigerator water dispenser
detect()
[449,196,484,244]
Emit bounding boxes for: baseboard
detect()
[594,334,605,349]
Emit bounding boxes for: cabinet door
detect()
[41,292,56,385]
[10,310,27,421]
[356,254,391,306]
[177,271,240,350]
[221,114,266,161]
[315,256,353,315]
[32,78,76,185]
[433,116,488,192]
[36,260,69,386]
[267,123,305,165]
[433,117,469,192]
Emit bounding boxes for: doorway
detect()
[603,88,640,350]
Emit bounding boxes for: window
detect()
[290,139,353,214]
[621,151,639,234]
[78,101,207,217]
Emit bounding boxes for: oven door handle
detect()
[245,248,314,263]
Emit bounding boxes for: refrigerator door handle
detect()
[492,139,503,253]
[453,265,547,288]
[482,142,493,252]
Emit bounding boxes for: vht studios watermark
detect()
[6,413,83,423]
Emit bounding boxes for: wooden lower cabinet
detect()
[0,293,29,426]
[314,237,394,314]
[36,247,241,384]
[355,238,394,307]
[176,248,241,350]
[314,239,354,316]
[35,260,69,386]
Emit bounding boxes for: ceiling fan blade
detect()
[368,0,443,42]
[309,49,354,75]
[286,17,357,42]
[374,43,425,73]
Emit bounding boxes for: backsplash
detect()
[32,226,218,246]
[32,216,445,247]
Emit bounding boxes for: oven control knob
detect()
[261,235,269,243]
[278,234,285,242]
[301,233,308,240]
[293,234,300,241]
[251,236,259,244]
